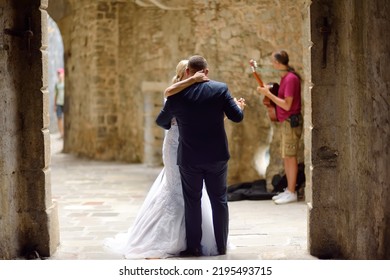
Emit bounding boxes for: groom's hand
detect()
[234,97,246,110]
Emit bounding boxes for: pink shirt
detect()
[276,72,301,122]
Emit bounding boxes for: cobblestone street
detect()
[49,133,315,260]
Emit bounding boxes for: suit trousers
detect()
[179,160,229,255]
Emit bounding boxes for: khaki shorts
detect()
[281,115,303,157]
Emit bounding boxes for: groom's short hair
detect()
[188,55,208,74]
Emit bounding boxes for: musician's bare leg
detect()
[284,156,298,193]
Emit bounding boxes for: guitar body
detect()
[262,83,279,122]
[249,59,279,122]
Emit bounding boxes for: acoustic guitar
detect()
[249,59,279,122]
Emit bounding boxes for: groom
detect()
[156,55,245,256]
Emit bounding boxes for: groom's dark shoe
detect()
[218,247,226,255]
[180,248,202,257]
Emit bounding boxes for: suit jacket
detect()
[156,80,244,166]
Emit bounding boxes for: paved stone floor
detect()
[49,133,317,260]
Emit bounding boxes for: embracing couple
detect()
[105,55,245,258]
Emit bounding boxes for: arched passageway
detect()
[48,15,64,134]
[1,0,389,260]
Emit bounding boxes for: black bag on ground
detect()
[228,179,273,201]
[227,163,305,202]
[271,163,305,193]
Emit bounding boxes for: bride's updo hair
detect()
[172,60,188,84]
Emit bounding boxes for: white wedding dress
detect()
[104,121,218,258]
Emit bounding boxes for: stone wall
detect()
[308,0,390,259]
[53,0,306,187]
[0,0,59,259]
[0,0,17,259]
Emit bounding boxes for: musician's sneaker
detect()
[274,190,297,204]
[272,189,287,201]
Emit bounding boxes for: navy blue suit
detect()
[156,80,243,255]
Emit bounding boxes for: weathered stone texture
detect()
[0,0,59,259]
[309,0,390,259]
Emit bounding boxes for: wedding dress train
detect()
[104,123,218,258]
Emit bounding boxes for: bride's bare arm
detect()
[164,71,209,97]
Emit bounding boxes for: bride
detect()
[104,60,218,259]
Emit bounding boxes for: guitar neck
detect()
[252,71,264,87]
[249,59,264,87]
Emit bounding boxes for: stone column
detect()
[309,0,390,259]
[0,0,59,259]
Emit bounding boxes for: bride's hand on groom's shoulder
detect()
[192,70,209,83]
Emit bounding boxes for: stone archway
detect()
[45,0,390,260]
[1,0,389,260]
